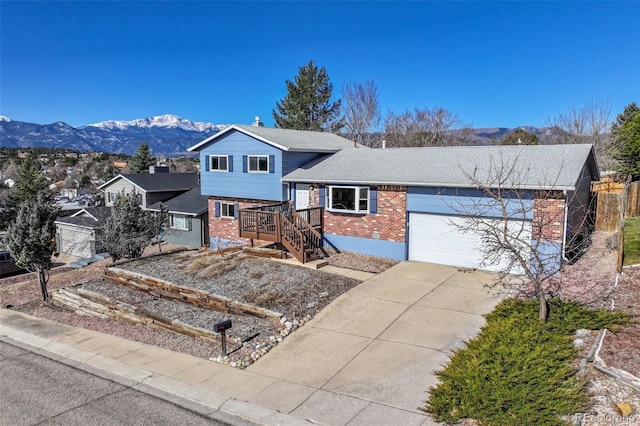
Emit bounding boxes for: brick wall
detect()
[310,185,407,242]
[208,198,275,246]
[533,191,566,242]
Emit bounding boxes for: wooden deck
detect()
[238,202,324,263]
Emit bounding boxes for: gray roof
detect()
[99,173,199,192]
[282,144,598,190]
[56,207,111,229]
[188,125,358,153]
[148,187,208,216]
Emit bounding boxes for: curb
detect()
[0,322,314,426]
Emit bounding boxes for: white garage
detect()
[408,212,532,273]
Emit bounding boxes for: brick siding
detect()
[532,191,566,242]
[208,198,275,246]
[310,185,407,242]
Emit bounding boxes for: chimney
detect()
[252,116,264,127]
[149,166,170,174]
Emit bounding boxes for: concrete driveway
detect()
[247,261,513,425]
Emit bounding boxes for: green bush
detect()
[425,298,631,425]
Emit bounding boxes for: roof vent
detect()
[252,116,264,127]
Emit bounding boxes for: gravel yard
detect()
[1,240,639,422]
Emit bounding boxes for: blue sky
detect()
[1,1,639,129]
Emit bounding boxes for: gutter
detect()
[281,177,576,192]
[562,189,569,262]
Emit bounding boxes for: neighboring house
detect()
[189,124,599,273]
[98,171,199,209]
[148,187,209,248]
[55,207,111,259]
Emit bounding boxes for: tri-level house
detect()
[189,120,599,274]
[187,119,359,262]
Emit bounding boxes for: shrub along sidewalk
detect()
[425,298,631,426]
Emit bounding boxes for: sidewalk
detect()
[0,262,501,425]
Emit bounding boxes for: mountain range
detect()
[0,114,226,156]
[0,114,557,156]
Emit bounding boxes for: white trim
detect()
[209,155,229,172]
[327,186,369,213]
[248,155,269,173]
[220,202,236,218]
[188,125,290,152]
[170,213,189,230]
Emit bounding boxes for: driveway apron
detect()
[247,261,511,424]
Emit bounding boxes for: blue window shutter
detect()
[269,155,275,173]
[243,156,248,173]
[370,187,377,214]
[205,155,210,172]
[214,201,220,217]
[319,186,326,208]
[188,217,192,231]
[228,155,233,172]
[234,203,239,219]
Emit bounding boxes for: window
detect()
[107,192,119,203]
[327,186,369,213]
[221,202,235,218]
[209,155,228,171]
[248,155,269,172]
[170,214,189,230]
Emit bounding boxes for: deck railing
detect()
[238,203,324,263]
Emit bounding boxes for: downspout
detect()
[562,189,569,262]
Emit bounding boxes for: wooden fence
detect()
[593,180,640,271]
[624,181,640,217]
[595,181,640,232]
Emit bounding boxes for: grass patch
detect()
[624,216,640,266]
[425,298,632,425]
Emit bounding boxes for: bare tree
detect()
[547,99,614,170]
[383,107,472,147]
[446,154,593,321]
[147,203,169,252]
[340,81,381,146]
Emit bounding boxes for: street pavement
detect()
[0,261,512,425]
[0,340,228,426]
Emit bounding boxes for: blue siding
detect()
[199,131,284,201]
[324,233,405,260]
[407,186,535,220]
[282,152,322,175]
[531,239,563,277]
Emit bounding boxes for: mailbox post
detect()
[214,320,232,357]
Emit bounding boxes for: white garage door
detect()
[59,226,94,258]
[408,213,532,273]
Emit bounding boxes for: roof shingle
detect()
[282,144,598,190]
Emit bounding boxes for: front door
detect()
[295,184,310,210]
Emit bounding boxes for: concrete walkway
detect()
[0,262,511,425]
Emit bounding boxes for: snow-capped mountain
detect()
[84,114,219,132]
[0,114,227,156]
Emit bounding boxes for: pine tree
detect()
[102,162,121,181]
[129,143,156,173]
[616,114,640,180]
[5,194,60,302]
[9,152,51,206]
[272,60,343,132]
[99,191,149,261]
[611,102,640,136]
